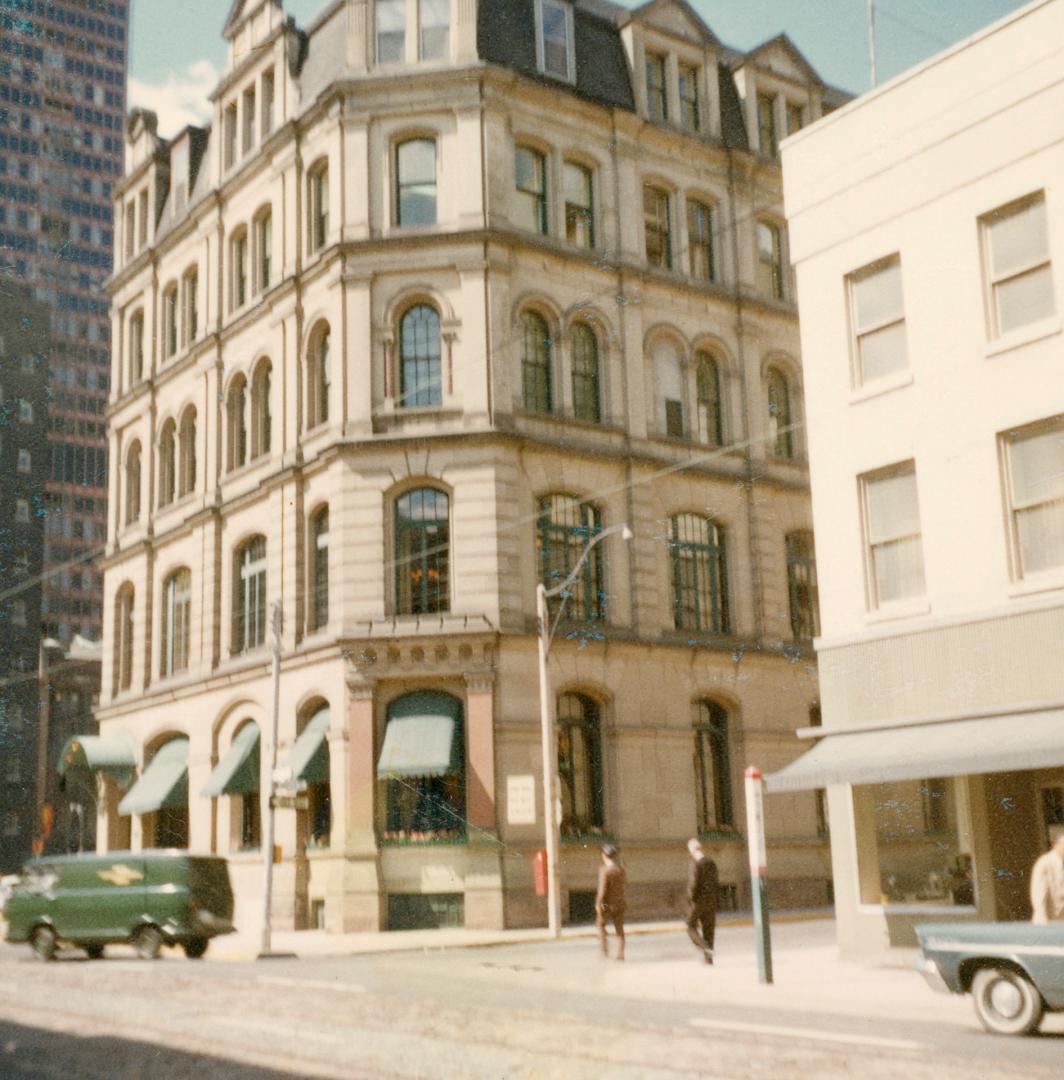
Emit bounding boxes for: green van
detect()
[4,851,235,961]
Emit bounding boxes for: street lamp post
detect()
[536,523,633,938]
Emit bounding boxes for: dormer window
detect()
[377,0,405,63]
[535,0,574,83]
[757,93,778,157]
[786,101,805,135]
[679,64,700,132]
[646,52,668,122]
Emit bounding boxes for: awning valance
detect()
[118,737,189,816]
[765,707,1064,793]
[58,733,135,784]
[377,692,461,779]
[202,723,260,798]
[283,707,330,784]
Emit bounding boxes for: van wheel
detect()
[971,967,1044,1035]
[182,938,209,959]
[30,926,57,962]
[132,925,163,961]
[84,944,105,960]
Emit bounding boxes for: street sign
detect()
[270,794,309,810]
[507,775,536,825]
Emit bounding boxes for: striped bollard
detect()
[745,765,773,985]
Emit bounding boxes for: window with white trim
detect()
[1003,419,1064,579]
[377,0,405,63]
[861,463,926,607]
[535,0,574,82]
[981,193,1055,338]
[849,256,907,386]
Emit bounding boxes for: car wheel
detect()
[971,966,1044,1035]
[84,944,105,960]
[132,925,163,961]
[30,926,57,962]
[182,938,209,960]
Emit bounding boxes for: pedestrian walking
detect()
[685,838,718,964]
[595,843,626,961]
[1030,833,1064,923]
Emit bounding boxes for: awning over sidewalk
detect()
[58,733,135,785]
[202,723,261,797]
[377,693,461,779]
[118,737,189,815]
[765,707,1064,793]
[282,706,330,784]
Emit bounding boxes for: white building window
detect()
[982,193,1055,337]
[535,0,574,83]
[18,399,33,423]
[1003,420,1064,578]
[756,220,785,300]
[849,256,907,386]
[861,463,926,608]
[420,0,449,60]
[377,0,406,63]
[17,448,31,473]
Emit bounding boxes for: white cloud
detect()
[128,59,218,139]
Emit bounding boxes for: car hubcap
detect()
[989,979,1022,1018]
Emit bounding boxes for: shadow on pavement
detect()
[0,1018,319,1080]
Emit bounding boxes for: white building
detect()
[778,0,1064,955]
[79,0,844,934]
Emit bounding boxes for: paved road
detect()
[0,920,1059,1078]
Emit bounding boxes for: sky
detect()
[128,0,1032,138]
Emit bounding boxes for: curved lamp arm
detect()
[544,523,633,600]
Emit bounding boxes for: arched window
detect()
[311,506,329,631]
[694,701,733,833]
[161,567,191,677]
[253,207,272,293]
[307,324,330,429]
[521,310,553,414]
[786,531,820,642]
[695,351,723,447]
[395,488,449,614]
[537,494,604,623]
[570,323,600,423]
[668,513,728,632]
[162,283,178,359]
[232,535,267,654]
[227,375,248,471]
[655,338,684,438]
[557,693,603,836]
[125,441,142,524]
[143,737,190,849]
[399,304,442,407]
[178,406,197,497]
[113,583,134,692]
[250,360,272,459]
[294,704,332,849]
[158,418,176,507]
[767,366,793,459]
[380,691,465,842]
[129,309,144,384]
[308,160,329,253]
[395,138,437,226]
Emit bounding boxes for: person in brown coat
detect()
[685,838,718,964]
[595,844,626,961]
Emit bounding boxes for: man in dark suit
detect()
[595,844,626,961]
[685,838,718,964]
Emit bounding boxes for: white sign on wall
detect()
[507,774,537,826]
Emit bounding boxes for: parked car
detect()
[4,851,235,961]
[915,921,1064,1035]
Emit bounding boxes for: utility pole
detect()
[868,0,878,88]
[745,766,773,985]
[259,602,282,958]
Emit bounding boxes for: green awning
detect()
[377,693,462,779]
[202,723,260,797]
[58,733,136,784]
[118,738,189,816]
[283,707,330,784]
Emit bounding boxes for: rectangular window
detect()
[261,68,275,137]
[786,101,805,135]
[239,791,261,850]
[124,200,134,257]
[1003,420,1064,578]
[232,233,247,309]
[678,64,700,132]
[537,0,573,81]
[377,0,405,63]
[862,463,925,607]
[241,85,256,154]
[757,93,777,157]
[644,186,671,270]
[137,188,148,249]
[164,288,178,357]
[395,139,436,226]
[756,221,784,300]
[223,103,237,170]
[15,498,30,522]
[646,52,668,122]
[687,200,714,282]
[309,165,329,252]
[183,270,198,345]
[564,162,594,249]
[420,0,449,60]
[514,147,547,234]
[982,193,1055,337]
[255,213,271,292]
[786,532,820,642]
[849,257,907,385]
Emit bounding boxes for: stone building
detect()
[778,0,1064,956]
[87,0,841,932]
